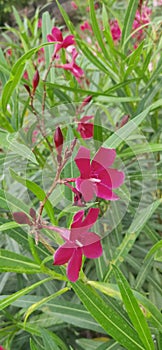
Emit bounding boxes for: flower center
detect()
[90,177,101,183]
[75,240,83,247]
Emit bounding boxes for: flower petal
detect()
[83,239,103,258]
[47,34,55,42]
[74,146,91,178]
[53,244,75,265]
[71,210,84,228]
[81,208,100,230]
[92,147,116,172]
[67,248,82,282]
[63,35,75,48]
[77,123,93,139]
[80,179,97,201]
[51,27,63,41]
[106,168,125,188]
[96,183,119,200]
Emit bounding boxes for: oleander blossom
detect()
[74,146,125,202]
[47,27,75,58]
[53,208,102,282]
[132,5,152,42]
[77,116,94,139]
[110,19,121,42]
[55,48,84,83]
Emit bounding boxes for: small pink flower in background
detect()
[153,0,162,5]
[47,27,75,58]
[32,130,39,143]
[53,208,102,282]
[38,18,42,28]
[110,19,121,42]
[0,346,6,350]
[80,21,92,33]
[71,1,78,9]
[6,48,12,56]
[77,116,94,139]
[55,48,84,83]
[132,5,152,41]
[74,146,125,202]
[38,47,45,64]
[23,70,29,80]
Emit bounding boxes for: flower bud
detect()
[116,115,129,129]
[24,84,31,96]
[32,69,40,93]
[54,126,64,157]
[81,95,92,108]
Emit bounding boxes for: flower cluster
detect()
[13,24,125,283]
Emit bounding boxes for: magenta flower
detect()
[110,19,121,42]
[47,27,75,58]
[74,146,125,202]
[132,5,151,42]
[53,208,102,282]
[77,116,94,139]
[80,21,92,33]
[55,49,84,83]
[71,1,78,9]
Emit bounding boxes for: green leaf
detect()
[104,199,162,281]
[0,277,52,311]
[121,0,139,52]
[144,240,162,262]
[88,281,162,334]
[113,266,155,350]
[41,329,60,350]
[0,188,29,213]
[103,99,162,148]
[24,287,69,323]
[120,143,162,158]
[0,221,22,231]
[42,11,55,82]
[0,249,41,274]
[89,0,110,61]
[10,169,56,224]
[72,281,144,350]
[30,339,39,350]
[1,43,53,113]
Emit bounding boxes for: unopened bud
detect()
[24,84,31,95]
[81,95,92,108]
[54,126,64,157]
[13,212,32,226]
[32,70,40,93]
[116,115,130,129]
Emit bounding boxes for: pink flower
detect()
[38,18,42,28]
[0,346,5,350]
[38,47,45,64]
[77,116,94,139]
[6,48,12,56]
[80,21,92,33]
[71,1,78,9]
[110,20,121,42]
[55,48,84,83]
[132,5,152,41]
[23,70,29,80]
[153,0,162,5]
[47,27,75,58]
[53,208,102,282]
[74,146,125,202]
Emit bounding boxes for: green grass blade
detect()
[113,266,155,350]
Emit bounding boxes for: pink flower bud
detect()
[71,1,78,9]
[32,70,39,93]
[24,84,31,95]
[13,212,32,225]
[116,115,130,129]
[54,127,64,157]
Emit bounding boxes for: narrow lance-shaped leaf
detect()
[121,0,139,52]
[113,266,155,350]
[72,281,145,350]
